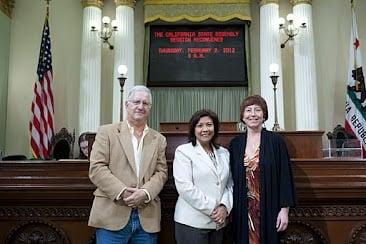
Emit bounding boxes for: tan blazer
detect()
[88,121,168,232]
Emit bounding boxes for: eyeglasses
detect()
[129,100,151,108]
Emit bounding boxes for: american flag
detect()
[29,16,54,159]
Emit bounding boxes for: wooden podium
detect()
[160,122,323,159]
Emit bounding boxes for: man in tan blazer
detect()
[88,85,168,244]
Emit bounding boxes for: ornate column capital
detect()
[115,0,136,8]
[81,0,103,9]
[144,0,250,3]
[258,0,279,7]
[0,0,14,18]
[290,0,312,6]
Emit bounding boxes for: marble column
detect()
[112,0,136,122]
[259,0,284,129]
[291,0,319,130]
[79,0,103,133]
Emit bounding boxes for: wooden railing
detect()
[1,131,366,243]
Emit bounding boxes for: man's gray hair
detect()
[127,85,152,104]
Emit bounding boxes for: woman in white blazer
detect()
[173,109,233,244]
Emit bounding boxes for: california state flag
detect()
[345,3,366,157]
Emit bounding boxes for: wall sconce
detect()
[269,63,281,131]
[90,16,118,50]
[117,64,128,121]
[279,13,307,48]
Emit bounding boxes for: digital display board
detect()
[147,25,247,87]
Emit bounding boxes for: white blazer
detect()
[173,141,233,229]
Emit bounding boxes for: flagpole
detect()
[45,0,51,18]
[350,0,356,71]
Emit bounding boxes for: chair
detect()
[51,128,75,160]
[327,124,356,145]
[1,155,27,161]
[326,124,360,157]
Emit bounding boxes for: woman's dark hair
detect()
[240,95,268,123]
[188,109,220,149]
[78,132,88,159]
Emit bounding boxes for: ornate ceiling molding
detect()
[81,0,103,9]
[115,0,136,8]
[0,0,15,18]
[258,0,279,7]
[290,0,312,5]
[144,0,250,5]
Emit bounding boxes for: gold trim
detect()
[81,0,103,9]
[0,0,14,18]
[258,0,279,6]
[144,13,251,24]
[115,0,136,8]
[144,0,250,5]
[290,0,312,5]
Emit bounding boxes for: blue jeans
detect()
[96,210,158,244]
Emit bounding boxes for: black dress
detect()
[229,129,296,244]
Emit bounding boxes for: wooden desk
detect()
[0,160,95,244]
[1,158,366,244]
[1,131,365,244]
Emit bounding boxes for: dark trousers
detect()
[175,222,224,244]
